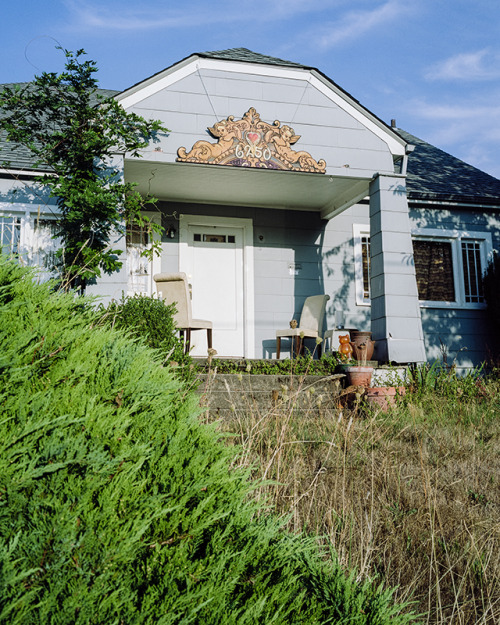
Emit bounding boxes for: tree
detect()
[0,48,168,292]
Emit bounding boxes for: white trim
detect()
[353,224,494,310]
[179,214,255,358]
[146,211,162,294]
[411,227,492,309]
[117,56,405,156]
[0,168,42,177]
[352,223,371,306]
[126,211,162,296]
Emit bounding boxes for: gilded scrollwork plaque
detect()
[177,108,326,173]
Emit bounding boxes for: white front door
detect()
[180,215,254,358]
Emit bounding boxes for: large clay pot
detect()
[350,331,375,362]
[345,366,373,387]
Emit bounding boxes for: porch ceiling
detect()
[124,160,371,219]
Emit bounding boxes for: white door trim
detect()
[179,214,255,358]
[127,211,162,296]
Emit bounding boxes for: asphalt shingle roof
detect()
[197,47,310,69]
[398,128,500,205]
[0,85,119,173]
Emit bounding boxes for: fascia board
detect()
[117,57,406,156]
[309,70,406,157]
[116,55,202,109]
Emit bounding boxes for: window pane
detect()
[361,235,370,299]
[413,239,455,302]
[461,240,484,303]
[0,215,21,256]
[126,223,149,246]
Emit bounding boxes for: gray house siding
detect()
[126,67,395,177]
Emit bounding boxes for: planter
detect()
[365,386,405,411]
[344,366,373,387]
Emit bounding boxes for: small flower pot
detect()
[365,386,405,411]
[344,366,373,387]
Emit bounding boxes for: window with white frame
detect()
[353,224,371,305]
[0,207,62,279]
[353,224,493,308]
[0,214,21,257]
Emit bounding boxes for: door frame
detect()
[179,214,255,358]
[126,211,162,296]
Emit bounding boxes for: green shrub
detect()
[198,353,341,376]
[98,293,192,380]
[0,257,417,624]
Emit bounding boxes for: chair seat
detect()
[181,319,213,330]
[276,328,318,338]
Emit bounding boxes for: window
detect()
[0,215,21,256]
[353,224,371,305]
[353,224,492,308]
[0,208,62,279]
[413,239,455,302]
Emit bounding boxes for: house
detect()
[1,48,499,369]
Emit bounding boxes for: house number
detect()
[235,143,272,161]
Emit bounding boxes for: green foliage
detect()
[0,48,168,292]
[408,361,487,401]
[0,256,417,624]
[199,353,342,376]
[97,293,193,381]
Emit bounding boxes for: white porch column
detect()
[369,173,426,364]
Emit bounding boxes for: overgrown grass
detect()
[202,366,500,625]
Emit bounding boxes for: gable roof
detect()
[399,128,500,205]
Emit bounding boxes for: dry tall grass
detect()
[201,369,500,625]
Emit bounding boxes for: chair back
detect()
[153,273,192,328]
[299,294,330,333]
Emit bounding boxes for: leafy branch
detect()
[0,47,168,292]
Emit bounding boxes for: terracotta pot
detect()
[345,366,373,387]
[351,340,375,363]
[350,332,375,361]
[365,386,405,411]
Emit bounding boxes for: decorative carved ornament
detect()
[177,107,326,173]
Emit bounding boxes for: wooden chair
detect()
[153,272,213,354]
[276,294,330,358]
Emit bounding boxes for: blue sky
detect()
[2,0,500,178]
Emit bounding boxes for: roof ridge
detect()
[197,47,310,69]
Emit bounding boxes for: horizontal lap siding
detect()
[127,68,394,175]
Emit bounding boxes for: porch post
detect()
[369,173,426,364]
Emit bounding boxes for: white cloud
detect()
[406,96,500,178]
[314,0,414,48]
[62,0,342,32]
[412,100,500,122]
[425,49,500,81]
